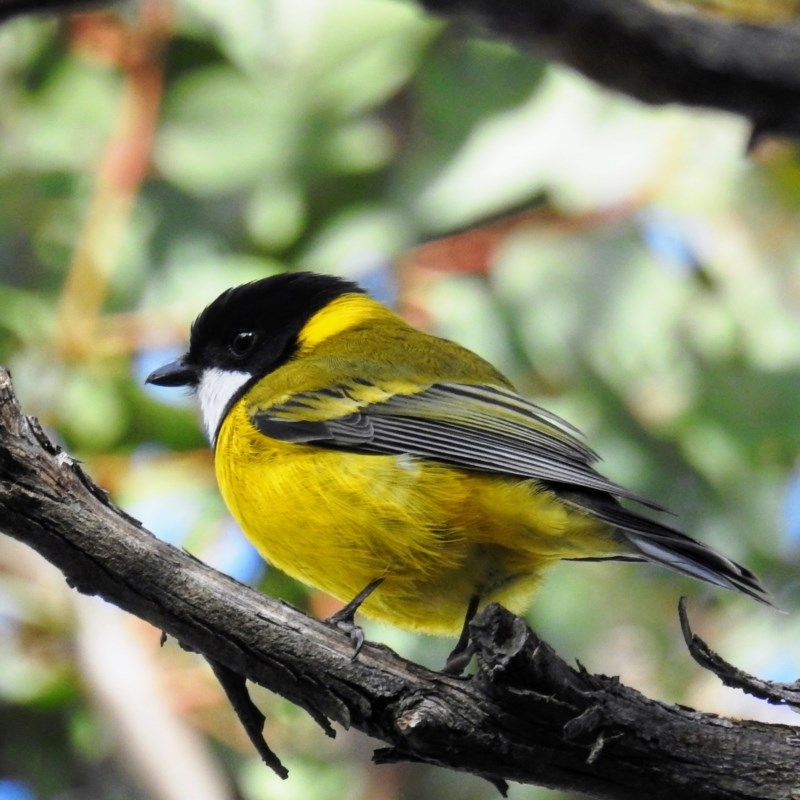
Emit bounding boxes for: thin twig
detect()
[679,597,800,710]
[205,657,288,779]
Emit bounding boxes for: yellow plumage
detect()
[216,400,614,634]
[146,272,768,652]
[214,293,624,633]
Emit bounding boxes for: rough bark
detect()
[1,366,799,799]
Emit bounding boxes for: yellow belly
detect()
[214,402,620,635]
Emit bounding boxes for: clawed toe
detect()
[325,578,383,659]
[328,614,366,658]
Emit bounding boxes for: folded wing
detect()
[251,378,770,603]
[253,380,662,508]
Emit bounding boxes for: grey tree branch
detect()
[419,0,800,140]
[679,597,800,711]
[0,365,799,799]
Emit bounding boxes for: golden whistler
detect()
[147,272,768,667]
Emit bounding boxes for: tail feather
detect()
[624,529,769,603]
[560,489,772,605]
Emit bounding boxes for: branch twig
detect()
[679,596,800,710]
[0,365,799,799]
[205,656,289,778]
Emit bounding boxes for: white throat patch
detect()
[197,367,251,445]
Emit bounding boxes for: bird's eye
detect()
[230,331,257,358]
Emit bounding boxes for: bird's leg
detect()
[442,594,481,675]
[326,578,383,659]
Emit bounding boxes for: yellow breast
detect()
[214,398,618,634]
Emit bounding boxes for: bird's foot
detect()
[441,594,481,675]
[327,613,366,658]
[442,642,475,675]
[326,578,383,660]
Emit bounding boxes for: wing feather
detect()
[557,491,768,601]
[252,380,664,510]
[250,375,772,603]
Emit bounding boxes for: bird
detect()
[146,270,769,670]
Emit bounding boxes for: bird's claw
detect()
[442,643,474,676]
[327,612,366,658]
[330,618,364,661]
[325,578,383,660]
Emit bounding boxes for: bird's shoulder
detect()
[243,316,513,422]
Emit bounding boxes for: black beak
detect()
[146,357,198,388]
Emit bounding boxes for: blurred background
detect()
[2,0,800,798]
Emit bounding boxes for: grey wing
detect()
[254,380,772,603]
[253,381,665,510]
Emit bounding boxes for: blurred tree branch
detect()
[56,1,172,362]
[1,366,800,799]
[419,0,800,141]
[0,0,99,20]
[3,0,800,141]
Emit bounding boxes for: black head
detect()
[146,271,364,388]
[145,272,364,443]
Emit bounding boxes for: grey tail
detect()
[560,490,772,605]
